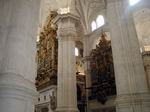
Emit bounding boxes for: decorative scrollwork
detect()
[36,11,58,90]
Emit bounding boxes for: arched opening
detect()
[91,21,97,31]
[129,0,141,6]
[75,41,84,75]
[96,15,105,28]
[75,47,79,56]
[133,8,150,89]
[134,8,150,52]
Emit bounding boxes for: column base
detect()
[116,93,150,112]
[0,73,37,112]
[56,107,79,112]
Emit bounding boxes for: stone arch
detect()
[133,8,150,52]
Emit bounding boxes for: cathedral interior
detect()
[0,0,150,112]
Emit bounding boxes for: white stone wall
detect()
[35,86,57,112]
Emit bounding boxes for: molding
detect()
[85,24,109,39]
[38,85,57,93]
[56,107,79,112]
[0,72,36,90]
[0,72,37,101]
[54,13,79,24]
[116,93,150,108]
[53,13,80,25]
[0,83,37,100]
[35,101,50,107]
[57,27,78,40]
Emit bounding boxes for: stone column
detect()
[54,14,79,112]
[107,0,150,112]
[82,56,91,112]
[0,0,40,112]
[83,35,92,112]
[83,35,92,91]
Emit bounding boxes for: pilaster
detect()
[0,0,40,112]
[54,13,79,112]
[107,0,150,112]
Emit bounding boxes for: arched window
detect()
[75,47,79,56]
[96,15,105,28]
[129,0,141,6]
[37,35,40,42]
[91,21,97,31]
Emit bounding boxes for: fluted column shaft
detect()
[0,0,40,112]
[54,14,79,112]
[83,35,92,112]
[107,0,150,112]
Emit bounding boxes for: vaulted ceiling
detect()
[75,0,106,33]
[134,8,150,50]
[39,0,106,34]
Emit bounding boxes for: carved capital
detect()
[57,27,78,41]
[53,13,80,40]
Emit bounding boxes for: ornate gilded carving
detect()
[36,11,58,90]
[89,32,116,104]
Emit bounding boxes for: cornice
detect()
[52,13,80,25]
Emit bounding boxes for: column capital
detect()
[53,13,80,40]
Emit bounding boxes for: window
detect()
[91,15,105,32]
[37,35,40,42]
[129,0,140,6]
[75,47,79,56]
[91,21,97,31]
[96,15,105,28]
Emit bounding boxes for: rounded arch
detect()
[133,8,150,52]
